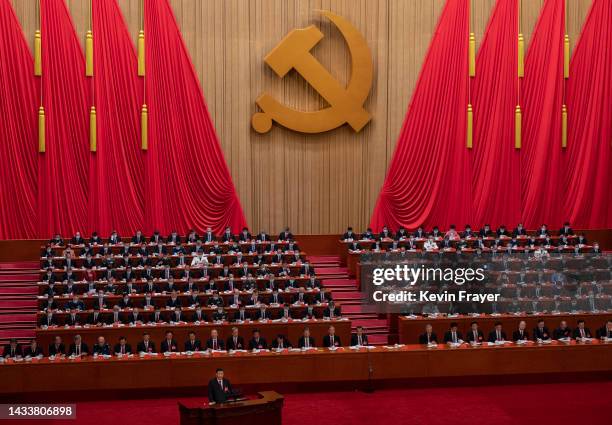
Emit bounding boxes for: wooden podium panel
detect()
[178,391,283,425]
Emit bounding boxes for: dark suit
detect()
[136,340,156,353]
[350,333,369,346]
[298,336,315,348]
[512,329,529,341]
[48,342,65,356]
[2,344,23,357]
[24,346,44,357]
[487,330,507,343]
[208,378,233,403]
[443,330,463,343]
[532,326,551,340]
[160,339,179,352]
[184,339,202,351]
[572,327,592,339]
[322,335,341,348]
[553,327,572,339]
[248,337,267,350]
[466,330,485,343]
[68,342,89,356]
[205,338,225,350]
[418,332,438,344]
[226,336,245,350]
[113,343,132,355]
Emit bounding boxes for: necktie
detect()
[121,345,125,354]
[76,345,80,356]
[452,332,457,343]
[145,341,148,350]
[358,335,362,345]
[213,339,217,350]
[474,331,477,341]
[234,337,237,348]
[305,338,309,348]
[520,330,523,338]
[330,336,334,346]
[580,329,585,338]
[497,331,501,341]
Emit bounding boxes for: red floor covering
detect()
[8,381,611,425]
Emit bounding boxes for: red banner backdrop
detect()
[142,0,247,235]
[38,0,90,237]
[90,0,145,235]
[470,0,521,229]
[370,0,471,231]
[0,0,39,239]
[521,0,565,229]
[563,0,612,228]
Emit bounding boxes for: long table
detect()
[34,319,351,354]
[2,340,610,395]
[398,313,612,344]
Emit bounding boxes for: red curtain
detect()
[0,0,38,239]
[370,0,471,231]
[471,0,521,229]
[143,0,246,234]
[520,0,565,229]
[563,0,612,228]
[38,0,90,236]
[90,0,145,235]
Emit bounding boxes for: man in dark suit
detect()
[114,336,132,355]
[322,325,341,348]
[572,319,592,339]
[271,334,291,349]
[48,336,65,356]
[24,340,44,357]
[418,324,438,344]
[553,320,572,339]
[298,327,316,348]
[443,322,463,344]
[278,227,293,241]
[597,320,612,339]
[208,368,233,404]
[68,335,89,357]
[226,327,245,350]
[184,331,202,351]
[2,339,23,358]
[206,329,225,350]
[65,309,82,327]
[350,326,369,346]
[559,222,574,236]
[248,329,267,350]
[488,322,507,343]
[160,331,178,353]
[40,310,58,327]
[342,227,357,241]
[512,320,529,341]
[533,319,551,341]
[136,332,156,353]
[466,321,485,343]
[323,301,341,319]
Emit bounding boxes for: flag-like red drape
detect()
[521,0,565,229]
[471,0,521,229]
[38,0,90,236]
[0,0,39,239]
[564,0,612,228]
[90,0,145,235]
[143,0,246,235]
[370,0,471,231]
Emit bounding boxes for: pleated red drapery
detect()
[143,0,247,235]
[370,0,471,231]
[521,0,565,229]
[470,0,521,229]
[89,0,145,236]
[563,0,612,228]
[38,0,90,236]
[0,0,39,239]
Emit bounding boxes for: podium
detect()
[178,391,284,425]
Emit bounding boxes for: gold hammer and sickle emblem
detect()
[252,10,373,134]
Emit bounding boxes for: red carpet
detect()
[12,382,610,425]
